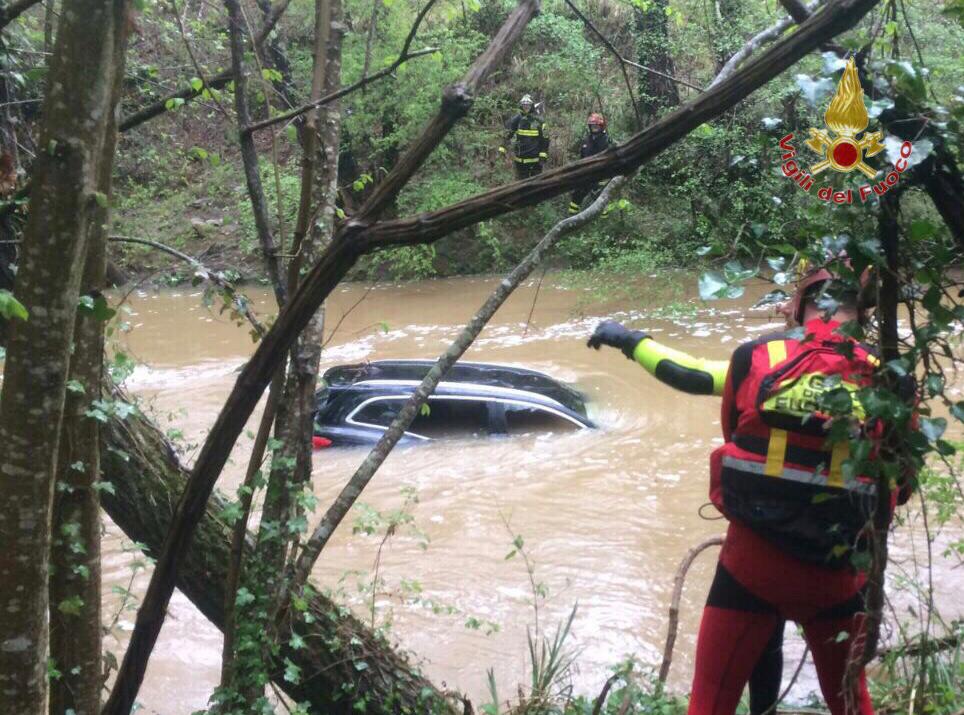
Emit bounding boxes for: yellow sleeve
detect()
[631,337,728,396]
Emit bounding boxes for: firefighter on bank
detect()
[569,112,614,214]
[500,94,549,179]
[588,260,913,715]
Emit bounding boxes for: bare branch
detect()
[108,236,266,338]
[620,56,705,93]
[709,0,821,89]
[246,0,437,135]
[224,0,287,306]
[658,537,723,683]
[243,46,438,135]
[118,0,293,132]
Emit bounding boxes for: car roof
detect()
[322,360,588,416]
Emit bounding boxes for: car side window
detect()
[351,398,403,428]
[351,397,490,439]
[409,399,489,439]
[504,404,579,435]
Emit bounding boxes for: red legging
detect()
[687,524,874,715]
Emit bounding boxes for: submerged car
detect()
[312,359,594,447]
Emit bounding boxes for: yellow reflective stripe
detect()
[828,440,849,488]
[514,157,540,163]
[766,340,787,367]
[866,354,879,367]
[765,428,787,477]
[516,129,540,136]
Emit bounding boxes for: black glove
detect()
[586,320,650,360]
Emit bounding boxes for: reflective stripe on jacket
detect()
[505,112,549,159]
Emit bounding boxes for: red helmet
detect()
[587,112,606,129]
[788,255,872,325]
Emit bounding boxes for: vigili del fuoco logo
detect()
[778,57,913,204]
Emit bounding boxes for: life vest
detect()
[710,321,881,568]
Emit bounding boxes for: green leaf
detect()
[92,481,117,496]
[164,97,185,111]
[920,417,947,443]
[951,401,964,423]
[0,289,28,321]
[66,379,85,395]
[289,633,306,650]
[795,74,833,107]
[93,191,109,208]
[698,271,743,301]
[190,77,204,92]
[925,373,945,397]
[77,293,116,322]
[235,587,256,607]
[284,658,302,684]
[58,595,84,616]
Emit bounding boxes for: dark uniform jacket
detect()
[505,112,549,160]
[577,129,613,158]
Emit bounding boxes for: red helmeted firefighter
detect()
[588,259,915,715]
[569,112,614,214]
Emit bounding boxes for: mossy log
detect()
[100,393,455,714]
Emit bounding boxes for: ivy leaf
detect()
[235,587,256,607]
[919,417,947,443]
[92,481,117,496]
[284,658,302,683]
[0,289,28,321]
[698,271,744,301]
[77,293,116,322]
[884,136,932,169]
[951,401,964,423]
[795,74,834,107]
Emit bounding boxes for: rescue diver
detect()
[589,263,909,714]
[501,94,550,180]
[587,315,786,715]
[570,112,614,214]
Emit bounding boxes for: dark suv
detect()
[313,360,594,447]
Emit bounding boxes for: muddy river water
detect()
[102,274,962,713]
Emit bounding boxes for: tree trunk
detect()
[633,0,680,118]
[99,390,453,715]
[48,19,129,711]
[0,0,129,709]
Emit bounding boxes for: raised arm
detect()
[587,320,727,396]
[632,337,728,396]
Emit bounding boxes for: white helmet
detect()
[519,94,534,109]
